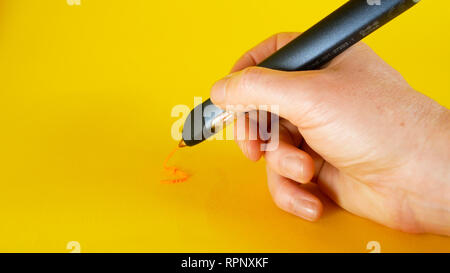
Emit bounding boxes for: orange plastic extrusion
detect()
[160,146,190,184]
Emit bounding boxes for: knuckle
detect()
[237,66,264,90]
[271,187,292,212]
[241,66,263,78]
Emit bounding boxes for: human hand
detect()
[210,33,450,236]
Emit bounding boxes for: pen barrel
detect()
[258,0,419,71]
[182,0,420,146]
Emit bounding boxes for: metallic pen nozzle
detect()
[210,111,234,133]
[181,98,229,147]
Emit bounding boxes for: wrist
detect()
[409,105,450,235]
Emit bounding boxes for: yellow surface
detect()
[0,0,449,253]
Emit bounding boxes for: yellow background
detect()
[0,0,449,252]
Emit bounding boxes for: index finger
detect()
[230,32,301,161]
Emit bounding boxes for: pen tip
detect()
[178,139,187,148]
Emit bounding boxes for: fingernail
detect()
[211,74,232,104]
[292,198,320,221]
[281,155,305,182]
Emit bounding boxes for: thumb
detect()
[210,66,330,125]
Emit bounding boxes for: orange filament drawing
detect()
[160,146,190,184]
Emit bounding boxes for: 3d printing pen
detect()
[179,0,421,147]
